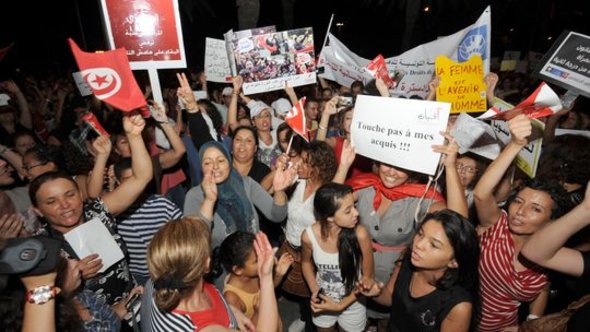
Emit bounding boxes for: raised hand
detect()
[91,135,112,157]
[431,131,459,168]
[323,96,340,116]
[340,139,357,169]
[508,114,532,146]
[274,252,294,277]
[484,72,499,91]
[232,76,244,93]
[253,232,277,280]
[201,169,218,202]
[176,72,197,112]
[123,113,145,136]
[272,162,298,192]
[0,80,22,95]
[149,101,169,123]
[428,75,441,93]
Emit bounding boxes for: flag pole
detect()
[285,134,295,157]
[321,13,335,52]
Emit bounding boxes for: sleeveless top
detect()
[223,282,260,319]
[305,226,346,301]
[286,180,316,247]
[390,258,473,332]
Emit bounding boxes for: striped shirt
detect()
[478,211,547,331]
[117,195,182,280]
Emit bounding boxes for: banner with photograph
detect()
[351,95,450,175]
[229,27,317,95]
[435,54,486,113]
[537,30,590,97]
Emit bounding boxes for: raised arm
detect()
[85,135,112,199]
[315,96,339,143]
[483,72,498,106]
[425,76,440,101]
[0,144,24,178]
[102,113,153,215]
[375,78,390,97]
[431,133,468,217]
[2,80,32,129]
[332,139,355,184]
[151,102,186,169]
[284,84,299,108]
[473,115,531,232]
[253,232,280,332]
[227,76,243,131]
[521,182,590,277]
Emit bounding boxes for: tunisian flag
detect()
[479,82,562,120]
[285,97,308,142]
[68,38,147,112]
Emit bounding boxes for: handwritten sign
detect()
[100,0,187,70]
[351,95,450,175]
[229,27,317,95]
[205,38,232,83]
[538,30,590,98]
[491,98,545,178]
[435,55,486,114]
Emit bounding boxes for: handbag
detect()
[519,294,590,332]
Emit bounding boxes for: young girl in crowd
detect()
[219,231,294,330]
[360,209,480,332]
[301,182,374,332]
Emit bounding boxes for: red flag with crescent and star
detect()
[285,97,308,142]
[68,38,147,112]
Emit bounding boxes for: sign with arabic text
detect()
[100,0,187,70]
[435,54,486,114]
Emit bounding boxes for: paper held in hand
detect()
[64,218,125,273]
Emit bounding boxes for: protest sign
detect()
[100,0,186,70]
[450,112,500,160]
[228,27,317,94]
[537,31,590,97]
[365,54,395,88]
[351,95,450,175]
[72,72,93,96]
[435,55,486,114]
[490,98,545,178]
[205,38,232,83]
[319,6,491,98]
[478,82,562,120]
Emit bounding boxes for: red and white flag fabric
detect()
[285,97,308,142]
[68,38,147,112]
[365,54,395,88]
[478,82,562,120]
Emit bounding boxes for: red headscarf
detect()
[346,173,445,210]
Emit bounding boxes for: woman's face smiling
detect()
[201,147,231,184]
[34,178,84,233]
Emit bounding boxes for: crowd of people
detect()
[1,47,590,332]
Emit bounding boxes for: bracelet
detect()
[526,314,540,321]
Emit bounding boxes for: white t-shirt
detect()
[285,180,316,247]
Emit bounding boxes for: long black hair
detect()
[409,209,481,328]
[314,182,360,294]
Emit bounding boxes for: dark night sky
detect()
[0,0,588,76]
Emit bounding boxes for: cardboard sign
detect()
[228,27,317,95]
[351,95,450,175]
[537,30,590,98]
[205,38,232,83]
[100,0,187,70]
[435,55,486,114]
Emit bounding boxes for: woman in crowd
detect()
[473,114,568,331]
[28,113,152,309]
[183,140,295,250]
[145,216,280,332]
[521,182,590,332]
[360,209,480,332]
[337,133,467,330]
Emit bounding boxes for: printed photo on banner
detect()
[228,27,317,94]
[351,95,450,175]
[223,26,277,77]
[435,54,487,114]
[205,38,232,83]
[99,0,187,70]
[537,30,590,97]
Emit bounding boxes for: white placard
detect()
[351,95,450,175]
[205,38,232,83]
[72,72,93,96]
[0,93,11,106]
[555,128,590,138]
[64,218,125,273]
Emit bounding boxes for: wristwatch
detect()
[25,285,59,304]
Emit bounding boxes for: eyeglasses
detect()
[23,162,48,172]
[456,164,478,174]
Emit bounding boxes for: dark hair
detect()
[538,134,590,185]
[231,125,259,147]
[219,231,256,273]
[29,171,78,207]
[114,157,132,180]
[24,145,66,172]
[302,141,337,185]
[314,183,360,294]
[506,177,568,219]
[351,80,364,90]
[409,209,480,327]
[198,99,224,132]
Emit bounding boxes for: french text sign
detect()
[436,55,486,114]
